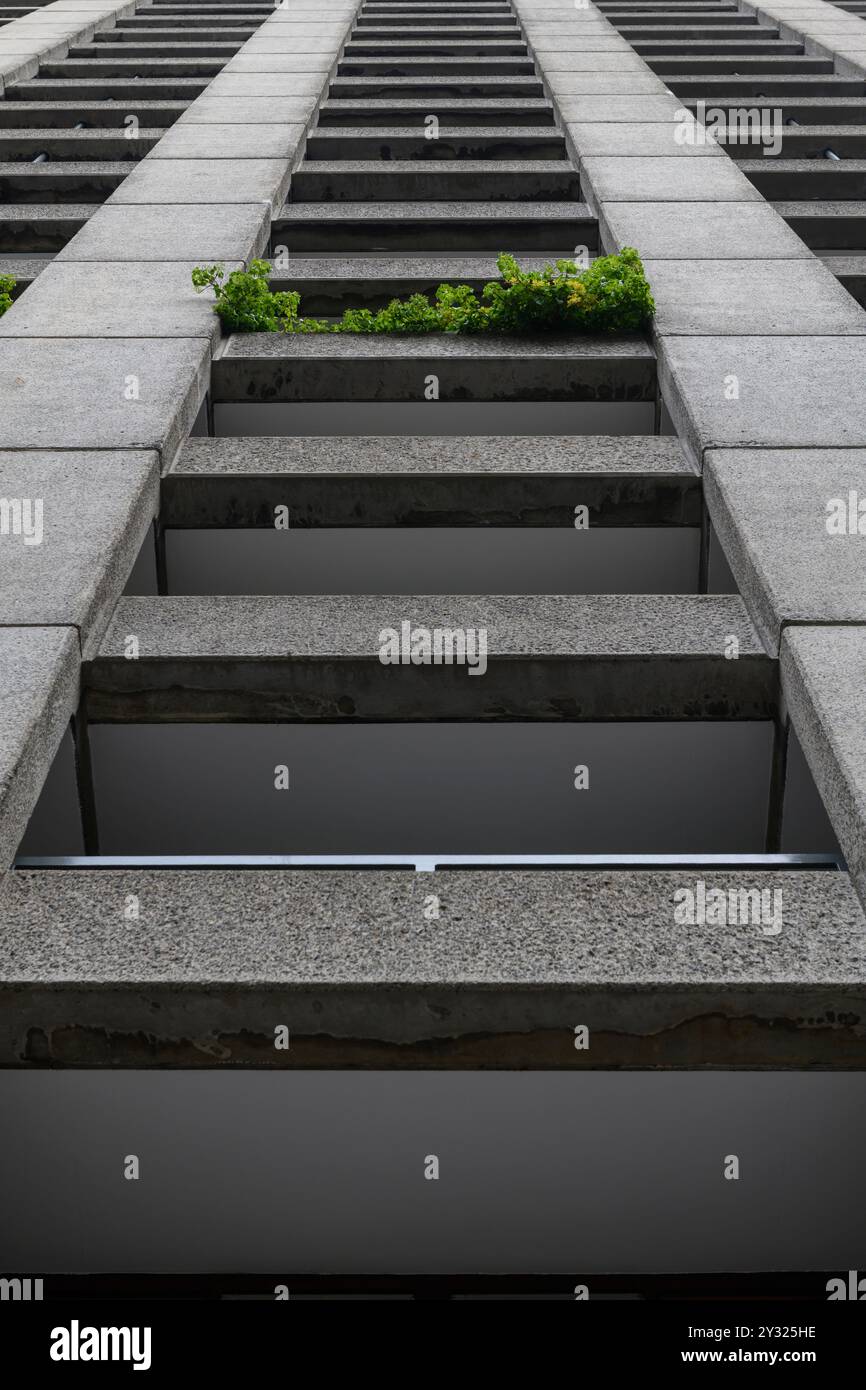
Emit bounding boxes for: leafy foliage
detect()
[192,250,654,335]
[191,260,302,332]
[0,274,14,318]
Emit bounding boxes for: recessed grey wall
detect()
[213,401,661,437]
[18,721,839,859]
[37,721,774,856]
[0,1071,863,1277]
[161,527,703,596]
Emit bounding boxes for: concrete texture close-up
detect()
[1,0,866,1318]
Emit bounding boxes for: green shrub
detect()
[192,250,654,335]
[191,260,302,332]
[0,274,14,318]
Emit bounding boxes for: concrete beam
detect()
[85,593,775,723]
[1,867,863,1068]
[165,434,698,527]
[213,331,656,403]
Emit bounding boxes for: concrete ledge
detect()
[54,203,269,262]
[86,593,775,723]
[106,157,293,212]
[600,200,814,259]
[0,336,210,461]
[273,197,598,252]
[706,449,866,650]
[145,122,306,160]
[204,72,336,98]
[782,627,866,908]
[582,156,762,203]
[267,251,573,310]
[165,434,698,527]
[0,260,241,340]
[178,96,319,124]
[658,335,866,462]
[0,630,79,869]
[0,451,159,657]
[563,119,722,158]
[644,257,866,335]
[214,332,656,404]
[291,157,579,201]
[1,867,863,1067]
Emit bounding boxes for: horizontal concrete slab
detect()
[275,197,593,226]
[565,118,724,157]
[291,157,580,200]
[345,38,528,53]
[10,76,212,99]
[582,154,762,201]
[0,450,158,656]
[0,628,79,869]
[41,55,227,76]
[782,627,866,908]
[2,867,862,1067]
[330,74,545,96]
[145,121,305,160]
[213,332,656,404]
[273,197,597,250]
[316,96,556,125]
[774,199,866,250]
[0,261,240,340]
[600,199,815,259]
[304,126,567,159]
[0,98,187,128]
[706,449,866,649]
[86,593,775,723]
[644,257,866,335]
[0,126,162,160]
[177,95,319,123]
[648,56,833,74]
[337,56,536,75]
[661,74,861,96]
[221,53,336,71]
[740,156,866,200]
[0,256,50,287]
[0,203,95,254]
[198,71,330,98]
[54,202,269,262]
[529,49,654,66]
[659,335,866,459]
[268,250,587,311]
[106,157,292,212]
[538,71,670,93]
[557,94,709,123]
[0,337,209,460]
[165,433,698,527]
[237,37,349,53]
[0,158,129,200]
[0,39,68,58]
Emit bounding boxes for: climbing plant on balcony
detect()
[0,275,14,318]
[192,249,654,335]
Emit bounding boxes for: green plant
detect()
[192,249,654,335]
[0,274,15,317]
[191,260,302,332]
